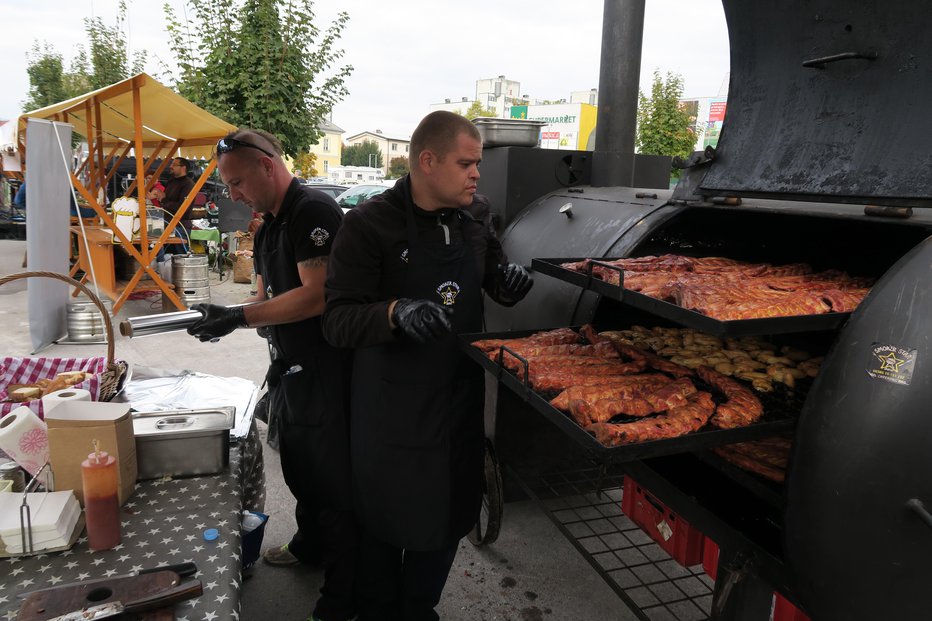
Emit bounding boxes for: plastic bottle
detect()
[242,510,264,533]
[81,441,121,551]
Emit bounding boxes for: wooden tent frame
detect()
[18,74,234,312]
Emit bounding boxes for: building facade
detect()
[344,130,410,177]
[307,119,344,177]
[510,103,599,150]
[679,97,729,151]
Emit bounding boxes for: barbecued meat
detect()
[560,254,873,319]
[471,327,579,352]
[696,366,764,428]
[723,437,791,469]
[490,341,617,364]
[530,371,652,393]
[821,288,871,313]
[549,374,672,411]
[712,436,792,482]
[607,340,695,378]
[528,360,647,390]
[588,391,715,446]
[571,377,698,424]
[712,445,787,482]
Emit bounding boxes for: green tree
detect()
[457,100,496,119]
[342,141,383,167]
[23,2,145,113]
[636,70,697,173]
[388,156,409,178]
[293,152,318,178]
[165,0,353,157]
[23,44,69,111]
[82,1,146,89]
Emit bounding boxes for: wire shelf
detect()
[513,465,715,621]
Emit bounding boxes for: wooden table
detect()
[70,226,185,301]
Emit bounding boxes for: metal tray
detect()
[461,328,798,463]
[472,117,546,147]
[132,407,234,480]
[531,258,853,337]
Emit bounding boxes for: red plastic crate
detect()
[621,476,705,566]
[702,536,720,579]
[772,593,811,621]
[702,538,811,621]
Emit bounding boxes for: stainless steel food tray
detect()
[472,117,547,147]
[133,407,234,479]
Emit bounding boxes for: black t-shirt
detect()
[254,178,343,361]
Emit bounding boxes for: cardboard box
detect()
[45,401,137,506]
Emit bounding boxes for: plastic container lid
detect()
[203,528,219,541]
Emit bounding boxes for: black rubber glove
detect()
[499,263,534,301]
[391,298,454,344]
[187,304,248,342]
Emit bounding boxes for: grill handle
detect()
[802,51,878,68]
[906,498,932,530]
[588,260,626,290]
[496,346,530,388]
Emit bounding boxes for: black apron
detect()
[351,203,485,551]
[257,219,353,510]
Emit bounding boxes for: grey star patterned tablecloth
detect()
[0,420,265,621]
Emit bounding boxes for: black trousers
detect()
[274,381,357,621]
[355,532,459,621]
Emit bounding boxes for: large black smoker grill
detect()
[472,1,932,620]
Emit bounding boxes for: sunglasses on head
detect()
[216,137,276,159]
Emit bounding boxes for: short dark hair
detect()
[409,111,481,166]
[173,157,191,172]
[222,128,284,157]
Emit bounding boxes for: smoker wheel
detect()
[468,437,503,547]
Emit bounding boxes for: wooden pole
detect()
[84,100,97,196]
[93,98,106,199]
[133,79,148,264]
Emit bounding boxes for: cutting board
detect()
[17,570,201,621]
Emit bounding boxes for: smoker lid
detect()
[699,1,932,207]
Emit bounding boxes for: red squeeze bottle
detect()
[81,442,121,551]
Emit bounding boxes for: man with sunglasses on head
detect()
[186,129,356,621]
[322,111,533,620]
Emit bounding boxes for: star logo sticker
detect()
[877,351,906,372]
[436,280,461,306]
[440,287,457,304]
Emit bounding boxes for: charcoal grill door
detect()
[703,0,932,207]
[785,236,932,621]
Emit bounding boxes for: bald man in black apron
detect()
[323,111,534,621]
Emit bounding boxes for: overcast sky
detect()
[1,0,730,139]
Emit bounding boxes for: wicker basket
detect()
[0,271,127,401]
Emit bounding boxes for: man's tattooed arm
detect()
[300,256,329,269]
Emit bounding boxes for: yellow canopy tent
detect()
[17,73,236,312]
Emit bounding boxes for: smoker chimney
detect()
[592,0,645,187]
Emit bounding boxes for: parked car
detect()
[334,183,391,212]
[302,182,348,200]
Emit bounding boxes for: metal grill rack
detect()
[512,465,716,621]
